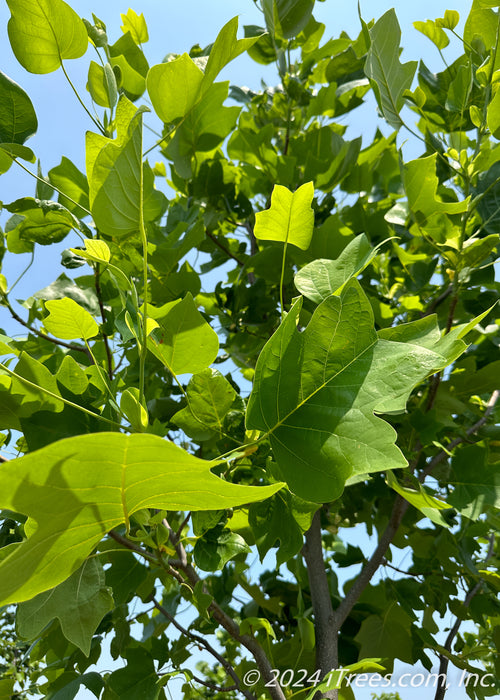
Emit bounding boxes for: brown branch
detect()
[205,229,245,266]
[94,265,113,380]
[108,529,158,564]
[165,519,287,700]
[433,534,495,700]
[334,495,409,631]
[2,294,92,360]
[421,285,453,318]
[302,510,338,700]
[151,598,249,699]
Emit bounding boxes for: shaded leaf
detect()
[0,70,38,144]
[246,280,465,503]
[365,9,417,129]
[448,445,500,519]
[194,527,251,571]
[354,603,414,663]
[17,558,113,655]
[0,432,283,604]
[6,0,88,74]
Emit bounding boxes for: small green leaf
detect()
[436,10,460,30]
[147,294,219,376]
[254,181,314,250]
[87,61,118,109]
[294,233,379,303]
[386,470,452,527]
[48,156,89,217]
[0,70,38,145]
[487,87,500,139]
[194,527,251,571]
[72,238,111,265]
[16,559,113,655]
[120,387,148,431]
[120,8,148,44]
[109,32,149,101]
[6,0,88,74]
[44,297,99,340]
[365,9,417,129]
[413,20,450,50]
[0,432,283,604]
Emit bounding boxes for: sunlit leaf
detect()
[0,432,283,604]
[44,297,99,340]
[254,181,314,250]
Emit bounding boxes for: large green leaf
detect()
[354,602,414,663]
[17,559,113,655]
[294,233,378,303]
[448,445,500,519]
[6,0,88,74]
[147,293,219,376]
[0,432,283,604]
[0,70,38,145]
[246,280,465,503]
[364,9,417,129]
[254,181,314,250]
[87,96,147,238]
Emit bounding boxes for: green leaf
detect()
[87,96,148,238]
[147,294,219,376]
[147,54,205,124]
[6,0,88,74]
[0,680,15,700]
[17,558,113,655]
[386,470,452,527]
[464,0,498,52]
[48,156,90,217]
[487,86,500,138]
[0,70,38,145]
[246,280,465,503]
[44,297,99,340]
[475,161,500,233]
[448,445,500,519]
[4,197,76,245]
[436,10,460,30]
[109,32,149,101]
[254,181,314,250]
[105,648,159,700]
[33,273,100,315]
[249,491,317,566]
[265,0,315,40]
[445,63,473,113]
[172,368,238,441]
[0,432,283,604]
[193,527,251,571]
[413,20,450,50]
[120,387,148,432]
[202,17,260,88]
[365,9,417,129]
[120,8,148,44]
[354,602,414,663]
[87,61,118,109]
[294,233,379,303]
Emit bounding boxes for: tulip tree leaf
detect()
[44,297,99,340]
[147,54,205,124]
[6,0,88,74]
[364,9,417,129]
[87,96,148,238]
[254,181,314,251]
[294,233,379,303]
[0,70,38,145]
[48,156,89,217]
[202,17,260,88]
[147,293,219,376]
[448,445,500,519]
[0,432,284,604]
[16,558,113,655]
[246,279,466,503]
[120,8,148,45]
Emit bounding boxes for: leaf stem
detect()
[279,241,288,320]
[6,251,35,294]
[60,60,106,135]
[138,130,149,408]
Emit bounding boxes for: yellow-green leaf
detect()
[254,181,314,251]
[120,8,149,44]
[44,297,99,340]
[0,432,284,604]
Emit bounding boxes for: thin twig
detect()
[205,230,245,266]
[151,598,250,699]
[2,294,92,360]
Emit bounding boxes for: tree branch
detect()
[165,519,287,700]
[151,598,251,699]
[205,229,245,266]
[1,294,92,360]
[302,510,338,700]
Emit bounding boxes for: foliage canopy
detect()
[0,0,499,699]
